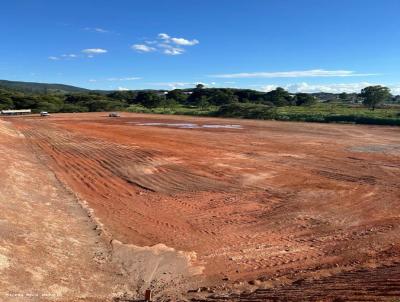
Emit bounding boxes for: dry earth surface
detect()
[1,112,400,301]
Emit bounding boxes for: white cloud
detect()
[117,87,130,91]
[150,82,191,89]
[164,47,185,55]
[51,48,106,61]
[107,77,141,81]
[133,33,199,56]
[85,27,108,33]
[285,82,372,93]
[390,84,400,95]
[158,33,199,46]
[157,43,171,49]
[260,84,279,92]
[94,28,109,33]
[158,33,170,40]
[82,48,108,54]
[61,54,77,58]
[171,37,199,46]
[259,82,400,94]
[89,77,142,82]
[49,54,77,61]
[149,81,215,89]
[157,43,186,55]
[195,81,212,87]
[131,44,156,53]
[211,69,379,79]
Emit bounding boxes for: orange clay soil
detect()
[8,112,400,300]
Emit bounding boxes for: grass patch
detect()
[125,103,400,126]
[126,104,218,116]
[274,104,400,125]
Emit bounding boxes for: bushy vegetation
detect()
[274,103,400,125]
[213,103,400,125]
[0,81,399,126]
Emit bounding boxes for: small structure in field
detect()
[1,109,32,115]
[109,112,120,117]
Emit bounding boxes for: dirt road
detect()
[3,113,400,301]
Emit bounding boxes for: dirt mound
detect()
[111,240,204,300]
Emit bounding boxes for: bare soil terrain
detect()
[2,112,400,301]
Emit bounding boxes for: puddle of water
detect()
[350,144,400,153]
[202,124,242,129]
[131,122,243,129]
[134,123,198,128]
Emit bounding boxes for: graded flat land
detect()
[2,112,400,301]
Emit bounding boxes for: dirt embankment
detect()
[4,112,400,301]
[0,119,123,301]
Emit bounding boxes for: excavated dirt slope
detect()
[4,112,400,301]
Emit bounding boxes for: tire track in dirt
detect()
[191,264,400,301]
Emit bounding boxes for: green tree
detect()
[65,93,104,105]
[107,90,136,103]
[36,95,65,112]
[187,88,206,105]
[339,92,348,102]
[197,96,210,110]
[295,93,317,106]
[36,102,60,112]
[360,85,391,110]
[169,98,178,110]
[139,92,163,108]
[160,97,178,111]
[166,89,187,104]
[62,103,89,112]
[12,95,38,109]
[0,96,14,110]
[208,90,237,105]
[265,87,293,106]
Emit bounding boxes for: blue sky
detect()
[1,0,400,93]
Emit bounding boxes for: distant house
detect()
[1,109,32,115]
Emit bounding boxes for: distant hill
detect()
[0,80,89,94]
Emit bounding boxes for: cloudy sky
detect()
[1,0,400,94]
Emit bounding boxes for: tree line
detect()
[0,83,397,113]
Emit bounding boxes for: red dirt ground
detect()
[7,112,400,301]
